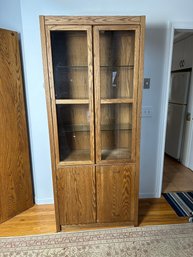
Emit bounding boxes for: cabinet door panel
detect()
[94,25,140,163]
[46,26,95,165]
[96,165,135,223]
[56,166,96,225]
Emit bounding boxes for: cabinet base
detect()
[61,221,134,232]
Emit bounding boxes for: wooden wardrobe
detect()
[0,29,33,224]
[40,16,145,231]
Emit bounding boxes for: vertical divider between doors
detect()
[93,26,101,223]
[91,25,97,223]
[93,26,101,165]
[87,25,97,221]
[87,26,94,165]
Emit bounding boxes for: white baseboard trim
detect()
[35,197,54,205]
[139,192,158,199]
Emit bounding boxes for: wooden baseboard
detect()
[61,221,134,232]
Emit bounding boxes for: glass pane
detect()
[99,30,135,99]
[51,31,88,99]
[101,104,132,160]
[56,104,90,162]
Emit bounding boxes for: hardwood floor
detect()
[0,198,188,237]
[162,155,193,192]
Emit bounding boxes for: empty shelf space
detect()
[60,149,90,162]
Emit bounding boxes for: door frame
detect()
[156,22,193,198]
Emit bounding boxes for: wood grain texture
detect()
[45,25,94,165]
[94,25,140,164]
[55,99,89,104]
[40,17,60,231]
[56,166,96,225]
[0,204,56,237]
[45,26,61,165]
[44,16,142,25]
[130,27,140,162]
[138,198,187,226]
[162,155,193,192]
[0,197,188,236]
[101,99,133,104]
[93,26,101,163]
[134,17,145,226]
[62,221,134,232]
[87,26,95,164]
[0,29,33,224]
[96,165,135,223]
[40,16,145,230]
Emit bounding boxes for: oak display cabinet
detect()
[40,16,145,231]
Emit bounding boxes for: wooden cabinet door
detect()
[96,165,135,223]
[0,29,33,224]
[45,25,94,166]
[56,166,96,225]
[93,25,140,164]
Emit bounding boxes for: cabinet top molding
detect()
[41,16,145,25]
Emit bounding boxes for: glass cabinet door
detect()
[94,26,140,163]
[48,26,94,165]
[51,30,89,99]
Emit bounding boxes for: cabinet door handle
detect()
[186,112,191,121]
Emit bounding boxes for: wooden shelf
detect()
[100,65,134,69]
[58,123,132,132]
[56,65,88,70]
[101,99,133,104]
[56,99,133,104]
[101,148,131,160]
[55,99,89,104]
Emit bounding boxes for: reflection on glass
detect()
[99,30,135,99]
[51,31,88,99]
[101,104,132,160]
[56,104,90,162]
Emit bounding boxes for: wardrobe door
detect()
[57,166,96,225]
[0,29,33,224]
[93,25,140,164]
[96,165,135,223]
[46,26,94,166]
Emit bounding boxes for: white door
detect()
[165,103,186,159]
[170,72,190,104]
[189,137,193,170]
[181,73,193,168]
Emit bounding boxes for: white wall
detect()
[0,0,22,31]
[1,0,193,203]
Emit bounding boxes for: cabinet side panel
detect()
[39,17,60,231]
[96,165,135,223]
[0,29,33,223]
[57,166,96,225]
[134,17,145,226]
